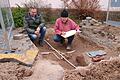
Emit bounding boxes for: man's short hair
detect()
[29,7,37,11]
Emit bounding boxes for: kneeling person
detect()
[53,9,80,50]
[24,7,46,46]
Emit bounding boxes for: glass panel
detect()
[0,0,14,50]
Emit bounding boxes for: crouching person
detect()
[24,7,46,46]
[53,9,80,50]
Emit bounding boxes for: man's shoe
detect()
[39,40,44,47]
[39,42,43,47]
[66,44,72,50]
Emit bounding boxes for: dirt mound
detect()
[0,62,32,80]
[64,56,120,80]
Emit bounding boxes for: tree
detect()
[69,0,100,9]
[61,0,70,8]
[25,0,52,8]
[61,0,101,20]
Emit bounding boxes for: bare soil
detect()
[64,56,120,80]
[63,25,120,80]
[0,62,32,80]
[38,27,104,69]
[0,25,120,80]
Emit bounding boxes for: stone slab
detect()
[0,34,38,66]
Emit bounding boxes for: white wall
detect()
[99,0,109,10]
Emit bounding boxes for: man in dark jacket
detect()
[24,7,46,46]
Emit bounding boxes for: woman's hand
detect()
[61,32,66,36]
[76,30,81,36]
[76,30,81,33]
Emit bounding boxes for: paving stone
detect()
[0,33,38,66]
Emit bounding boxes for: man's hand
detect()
[35,30,39,35]
[35,27,40,35]
[36,27,40,31]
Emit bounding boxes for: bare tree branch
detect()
[61,0,101,19]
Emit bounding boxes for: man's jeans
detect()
[28,26,46,43]
[53,34,74,45]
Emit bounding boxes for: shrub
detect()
[12,7,26,27]
[49,16,57,24]
[69,15,76,20]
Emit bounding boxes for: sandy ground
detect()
[63,25,120,80]
[0,24,120,80]
[37,27,104,69]
[0,62,32,80]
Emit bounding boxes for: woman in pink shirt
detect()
[53,9,80,50]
